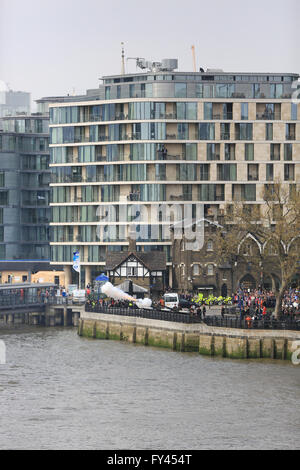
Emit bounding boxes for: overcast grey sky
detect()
[0,0,299,106]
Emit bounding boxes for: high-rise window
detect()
[284,143,293,161]
[225,143,235,160]
[291,103,298,120]
[284,164,294,181]
[235,123,252,140]
[204,103,213,120]
[286,123,296,140]
[270,144,280,160]
[247,164,259,181]
[198,184,224,201]
[220,123,230,140]
[241,103,248,120]
[207,143,220,160]
[199,123,215,140]
[232,184,256,201]
[245,143,254,161]
[175,83,187,98]
[0,191,8,205]
[266,123,273,141]
[266,164,273,181]
[199,164,210,180]
[105,87,111,100]
[217,164,237,181]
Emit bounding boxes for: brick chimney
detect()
[128,225,137,252]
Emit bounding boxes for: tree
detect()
[214,181,300,318]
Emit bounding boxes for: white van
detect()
[163,293,179,309]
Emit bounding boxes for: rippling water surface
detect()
[0,325,299,450]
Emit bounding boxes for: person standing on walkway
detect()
[221,305,225,319]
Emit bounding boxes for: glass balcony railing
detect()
[220,133,230,140]
[256,112,281,120]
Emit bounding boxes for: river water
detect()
[0,325,299,450]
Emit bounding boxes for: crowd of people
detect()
[231,287,300,320]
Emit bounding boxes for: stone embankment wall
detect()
[79,312,300,361]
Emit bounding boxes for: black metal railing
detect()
[203,315,300,331]
[85,304,300,330]
[85,304,202,324]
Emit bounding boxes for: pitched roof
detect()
[105,251,166,271]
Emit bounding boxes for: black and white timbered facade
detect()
[106,251,166,294]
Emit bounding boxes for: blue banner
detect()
[73,251,80,273]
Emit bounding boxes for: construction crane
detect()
[191,45,196,73]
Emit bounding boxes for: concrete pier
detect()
[79,311,300,362]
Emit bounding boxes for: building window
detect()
[204,103,213,120]
[207,143,220,160]
[284,164,294,181]
[199,164,210,180]
[126,267,138,277]
[198,184,224,201]
[232,184,256,201]
[266,123,273,141]
[242,242,253,256]
[220,123,230,140]
[207,240,213,251]
[286,123,295,140]
[284,143,293,161]
[207,264,214,276]
[225,143,235,160]
[247,164,259,181]
[266,164,273,181]
[175,83,187,98]
[241,103,248,120]
[105,87,111,100]
[235,123,252,140]
[199,123,215,140]
[291,103,297,120]
[0,191,8,205]
[270,144,280,160]
[0,245,6,259]
[245,143,254,161]
[217,164,237,181]
[0,172,4,187]
[193,264,200,276]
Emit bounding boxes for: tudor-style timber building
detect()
[48,59,300,294]
[105,240,166,295]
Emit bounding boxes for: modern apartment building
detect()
[48,60,300,292]
[0,85,31,119]
[0,111,54,283]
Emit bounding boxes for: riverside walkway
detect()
[85,304,300,331]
